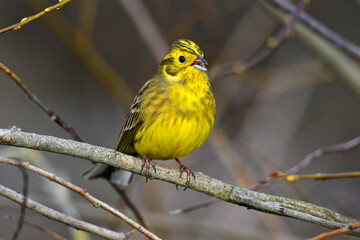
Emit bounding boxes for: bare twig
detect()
[0,128,359,236]
[5,215,66,240]
[0,157,160,240]
[287,136,360,175]
[0,62,82,142]
[308,222,360,240]
[0,0,72,34]
[284,172,360,182]
[0,184,127,240]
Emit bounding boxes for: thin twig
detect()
[284,172,360,182]
[0,62,82,142]
[0,184,127,240]
[0,157,161,240]
[259,0,360,95]
[308,222,360,240]
[0,0,72,34]
[287,136,360,175]
[0,128,359,236]
[5,215,66,240]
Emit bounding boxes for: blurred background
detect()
[0,0,360,239]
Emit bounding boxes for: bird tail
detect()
[82,163,133,190]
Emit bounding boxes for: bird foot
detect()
[175,158,195,191]
[140,155,156,182]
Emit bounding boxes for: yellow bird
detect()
[83,39,216,190]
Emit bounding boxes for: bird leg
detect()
[140,154,156,182]
[175,158,195,191]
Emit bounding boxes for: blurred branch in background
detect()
[118,0,168,62]
[1,128,359,237]
[210,0,307,80]
[76,0,98,40]
[259,0,360,95]
[23,0,134,109]
[0,157,160,240]
[269,0,360,59]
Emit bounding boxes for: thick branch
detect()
[0,128,359,236]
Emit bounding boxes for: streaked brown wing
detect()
[115,79,154,154]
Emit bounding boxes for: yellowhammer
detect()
[83,39,216,190]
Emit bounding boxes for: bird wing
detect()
[115,79,154,154]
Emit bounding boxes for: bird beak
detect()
[191,55,208,71]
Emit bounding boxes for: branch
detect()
[283,172,360,182]
[0,184,127,240]
[0,128,359,236]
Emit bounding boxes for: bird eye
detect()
[179,56,185,63]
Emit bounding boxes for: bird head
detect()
[159,39,208,77]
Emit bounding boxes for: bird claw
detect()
[180,165,195,191]
[140,155,156,182]
[175,158,195,191]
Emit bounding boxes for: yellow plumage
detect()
[84,39,215,189]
